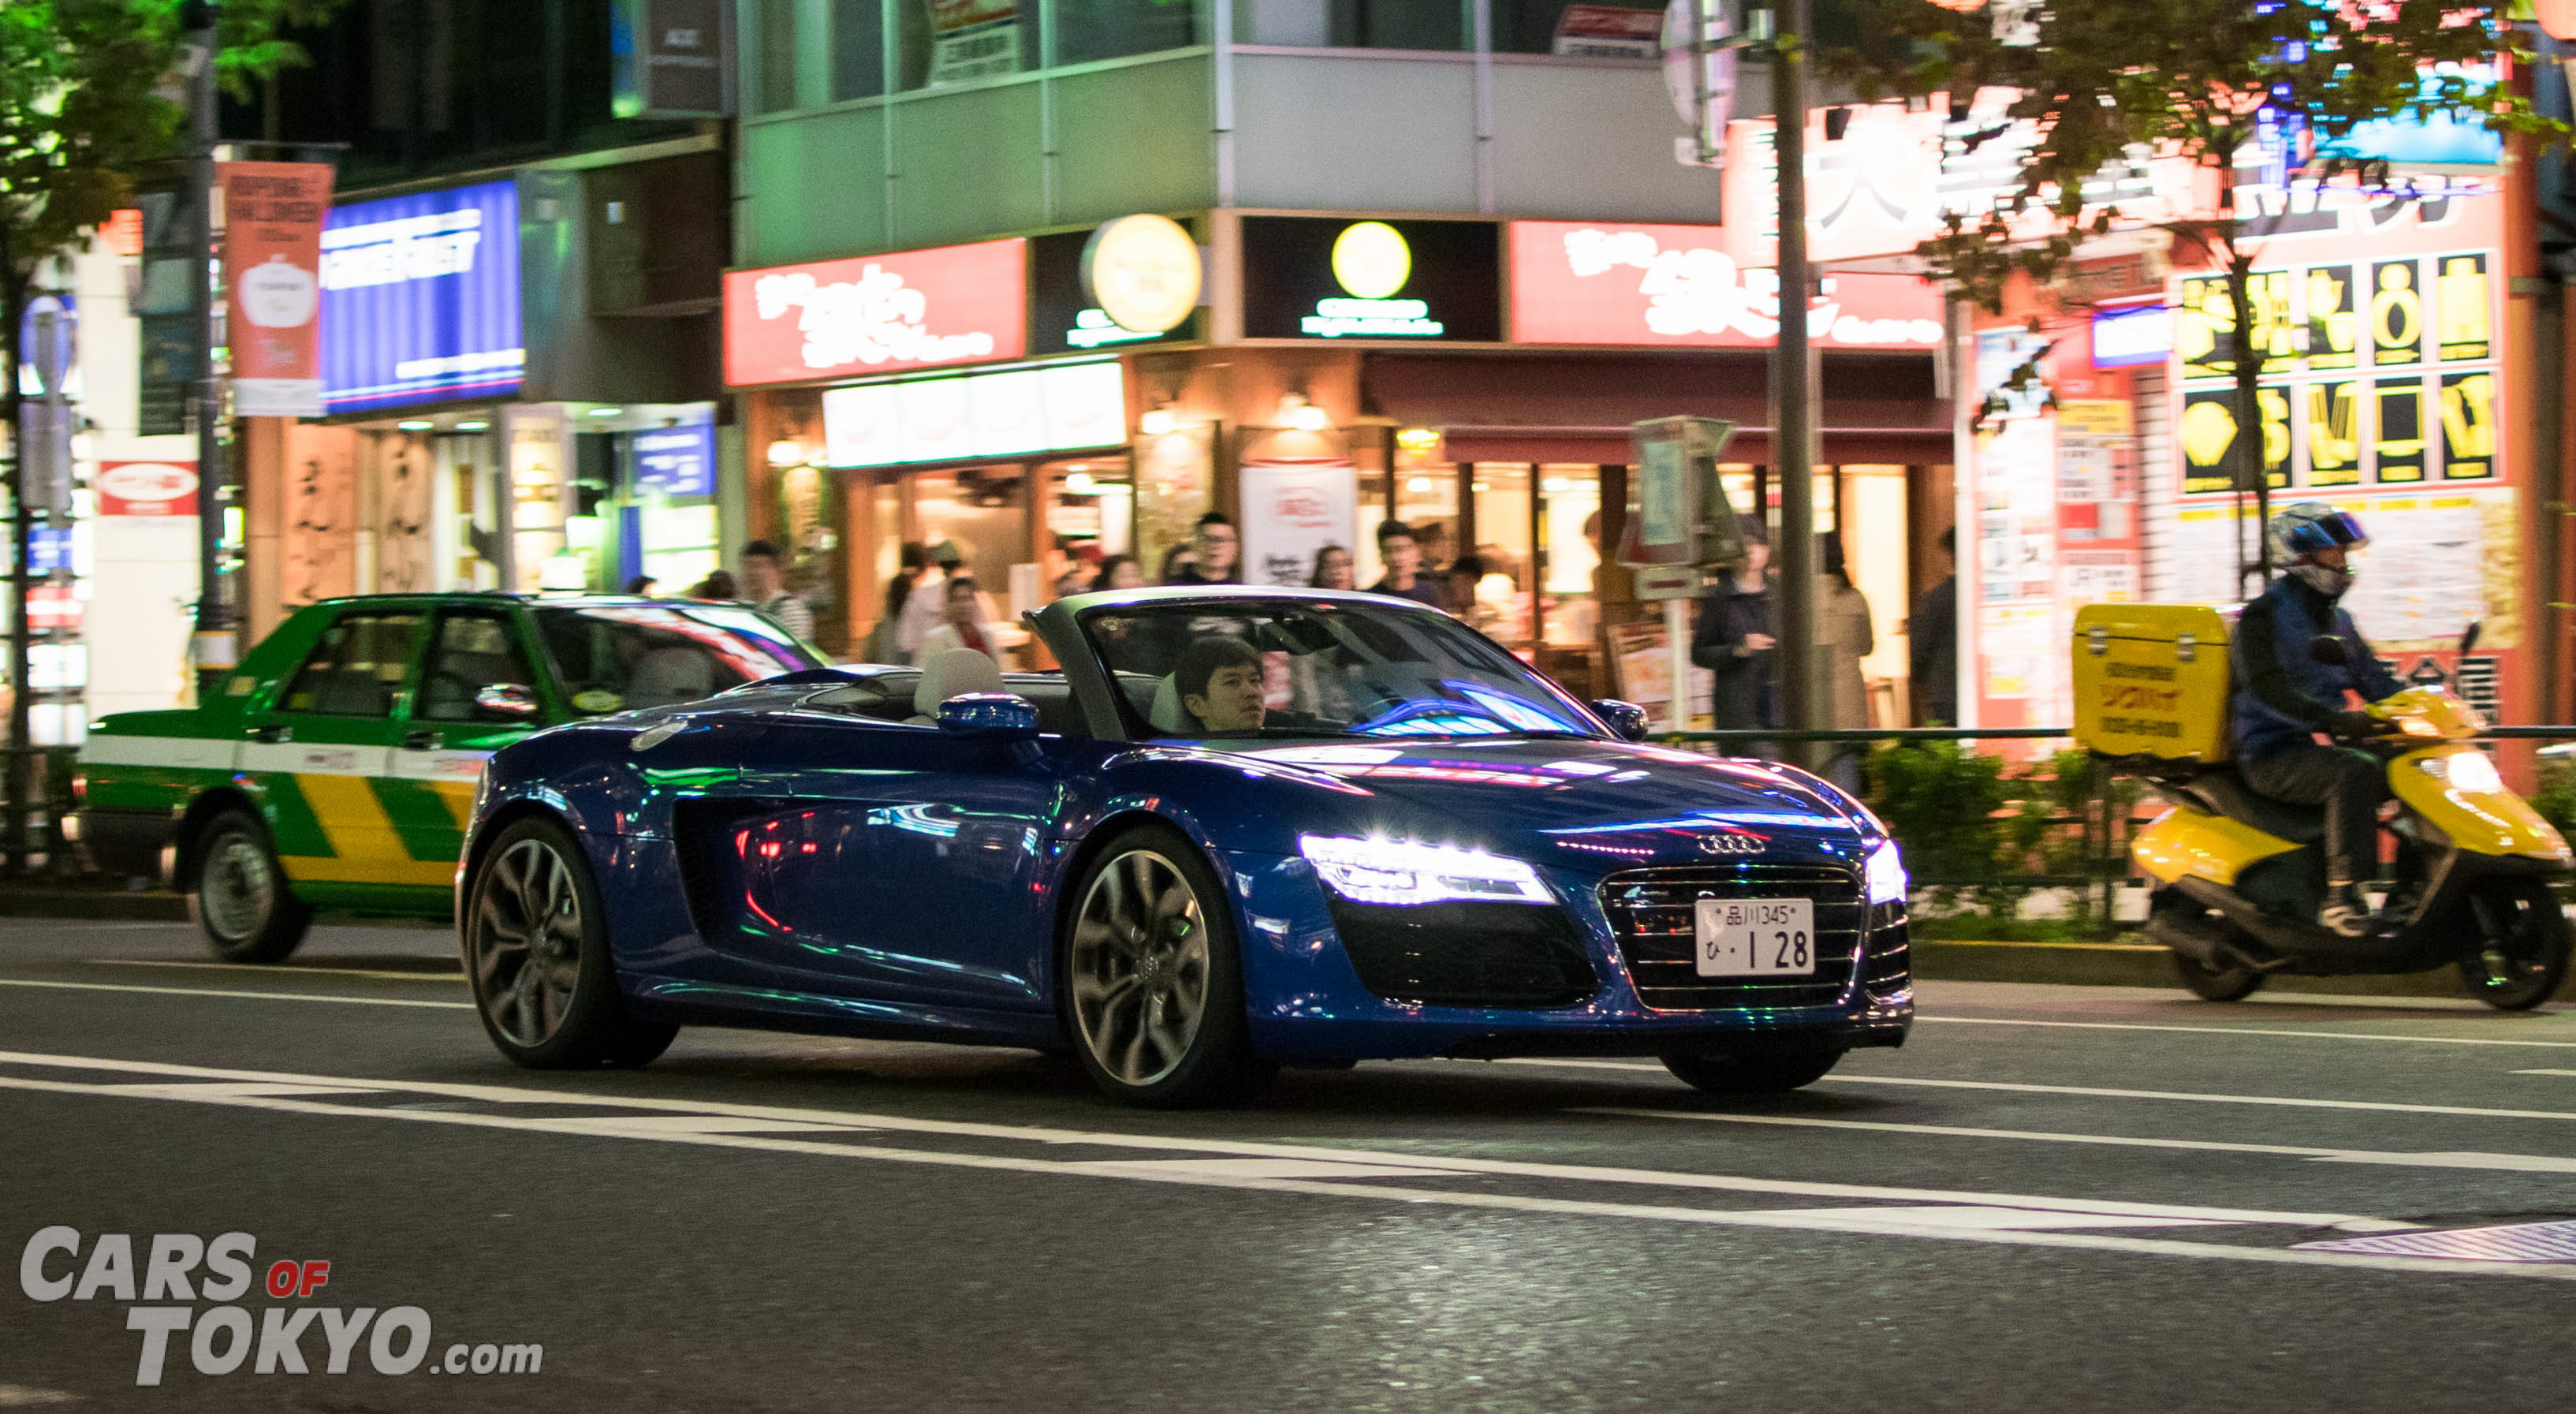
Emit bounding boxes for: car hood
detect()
[1227,737,1873,873]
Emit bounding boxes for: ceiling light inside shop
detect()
[1064,472,1097,494]
[457,420,489,431]
[1278,393,1329,432]
[587,406,622,418]
[766,438,808,467]
[1407,476,1433,493]
[1139,406,1176,436]
[397,420,433,431]
[1395,427,1441,453]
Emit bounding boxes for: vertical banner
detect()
[1238,460,1359,588]
[218,162,334,417]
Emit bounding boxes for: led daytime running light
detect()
[1298,834,1550,906]
[1866,839,1910,905]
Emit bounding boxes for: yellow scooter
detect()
[2079,608,2572,1008]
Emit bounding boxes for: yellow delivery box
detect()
[2071,603,2235,763]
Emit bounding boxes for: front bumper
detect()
[1225,849,1913,1061]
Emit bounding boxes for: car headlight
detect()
[1298,834,1551,906]
[2421,751,2503,794]
[1866,839,1909,905]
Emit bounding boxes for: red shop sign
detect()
[723,238,1029,387]
[96,461,199,517]
[1508,220,1943,350]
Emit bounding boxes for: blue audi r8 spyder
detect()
[456,587,1912,1106]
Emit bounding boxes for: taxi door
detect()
[244,606,428,891]
[381,606,551,874]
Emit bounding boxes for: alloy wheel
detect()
[1069,849,1211,1088]
[199,833,274,941]
[472,838,587,1047]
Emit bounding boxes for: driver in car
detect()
[2231,503,2406,938]
[1175,637,1325,737]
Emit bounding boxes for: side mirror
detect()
[937,692,1040,739]
[2308,636,2350,668]
[473,684,542,721]
[2460,619,2481,656]
[1591,699,1650,742]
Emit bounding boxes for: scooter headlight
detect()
[2421,752,2502,794]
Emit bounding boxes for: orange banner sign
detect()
[220,161,334,417]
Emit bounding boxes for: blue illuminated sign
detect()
[320,180,522,412]
[2090,304,2174,370]
[632,423,715,499]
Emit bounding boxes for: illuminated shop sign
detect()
[723,238,1027,387]
[1030,227,1199,357]
[632,422,716,498]
[320,180,523,412]
[2090,304,2173,369]
[821,360,1124,468]
[1239,217,1500,342]
[1508,220,1940,349]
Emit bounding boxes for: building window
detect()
[1057,0,1200,64]
[1233,0,1467,50]
[833,0,889,99]
[1491,1,1660,55]
[757,0,802,111]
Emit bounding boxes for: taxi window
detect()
[279,613,424,717]
[419,613,540,721]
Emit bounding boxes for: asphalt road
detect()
[8,919,2576,1412]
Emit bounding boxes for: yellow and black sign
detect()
[2436,253,2492,361]
[2371,259,2424,367]
[2304,380,2361,487]
[2303,265,2358,371]
[2372,377,2428,483]
[2180,386,2291,494]
[2176,272,2297,379]
[2440,370,2496,479]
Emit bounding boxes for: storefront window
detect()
[757,0,803,112]
[833,0,888,99]
[1057,0,1201,64]
[1232,0,1467,49]
[1538,464,1601,647]
[1041,457,1134,597]
[1392,464,1460,588]
[1466,463,1532,644]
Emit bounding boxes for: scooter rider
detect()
[2230,504,2405,938]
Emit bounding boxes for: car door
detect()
[244,606,433,892]
[706,710,1062,1010]
[382,606,550,869]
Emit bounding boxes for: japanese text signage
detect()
[1508,220,1940,349]
[320,180,524,412]
[632,423,716,498]
[724,239,1027,387]
[220,162,334,417]
[1239,218,1500,343]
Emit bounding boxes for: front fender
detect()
[2392,746,2574,864]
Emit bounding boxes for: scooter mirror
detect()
[2309,636,2351,668]
[2460,620,2481,656]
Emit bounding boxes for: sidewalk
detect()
[1915,937,2576,1002]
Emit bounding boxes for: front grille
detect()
[1597,864,1873,1012]
[1325,900,1599,1009]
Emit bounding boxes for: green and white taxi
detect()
[76,594,822,961]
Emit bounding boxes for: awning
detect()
[1360,351,1954,466]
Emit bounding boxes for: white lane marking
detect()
[112,1082,382,1100]
[1060,1158,1469,1181]
[542,1115,876,1136]
[1817,1073,2576,1122]
[1921,1016,2576,1049]
[0,1385,80,1407]
[2,1069,2561,1281]
[0,978,471,1009]
[1583,1107,2576,1181]
[91,958,463,983]
[0,1050,2403,1229]
[1731,1205,2231,1232]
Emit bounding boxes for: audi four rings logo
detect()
[1696,834,1764,856]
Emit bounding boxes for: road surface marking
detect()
[1581,1107,2576,1176]
[0,1049,2406,1228]
[1060,1158,1470,1181]
[1725,1204,2231,1231]
[1814,1073,2576,1121]
[0,978,472,1009]
[91,957,462,983]
[2,1065,2557,1280]
[1918,1016,2576,1049]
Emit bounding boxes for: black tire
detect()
[2173,950,2265,1002]
[462,816,677,1069]
[1061,825,1275,1108]
[185,808,312,963]
[1661,1047,1847,1095]
[2457,876,2571,1012]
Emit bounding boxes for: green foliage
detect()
[2534,755,2576,846]
[1862,742,2137,936]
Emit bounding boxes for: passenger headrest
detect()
[915,648,1006,718]
[1148,674,1196,734]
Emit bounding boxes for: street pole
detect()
[1772,0,1818,764]
[185,1,232,699]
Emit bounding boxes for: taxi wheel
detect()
[1062,826,1276,1108]
[464,817,677,1069]
[1661,1047,1847,1095]
[186,808,311,963]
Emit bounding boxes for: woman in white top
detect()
[915,575,1007,668]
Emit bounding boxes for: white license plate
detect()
[1692,897,1817,978]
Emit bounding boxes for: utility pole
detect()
[1772,0,1819,763]
[185,0,232,699]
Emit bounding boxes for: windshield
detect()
[1078,599,1603,741]
[535,603,822,714]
